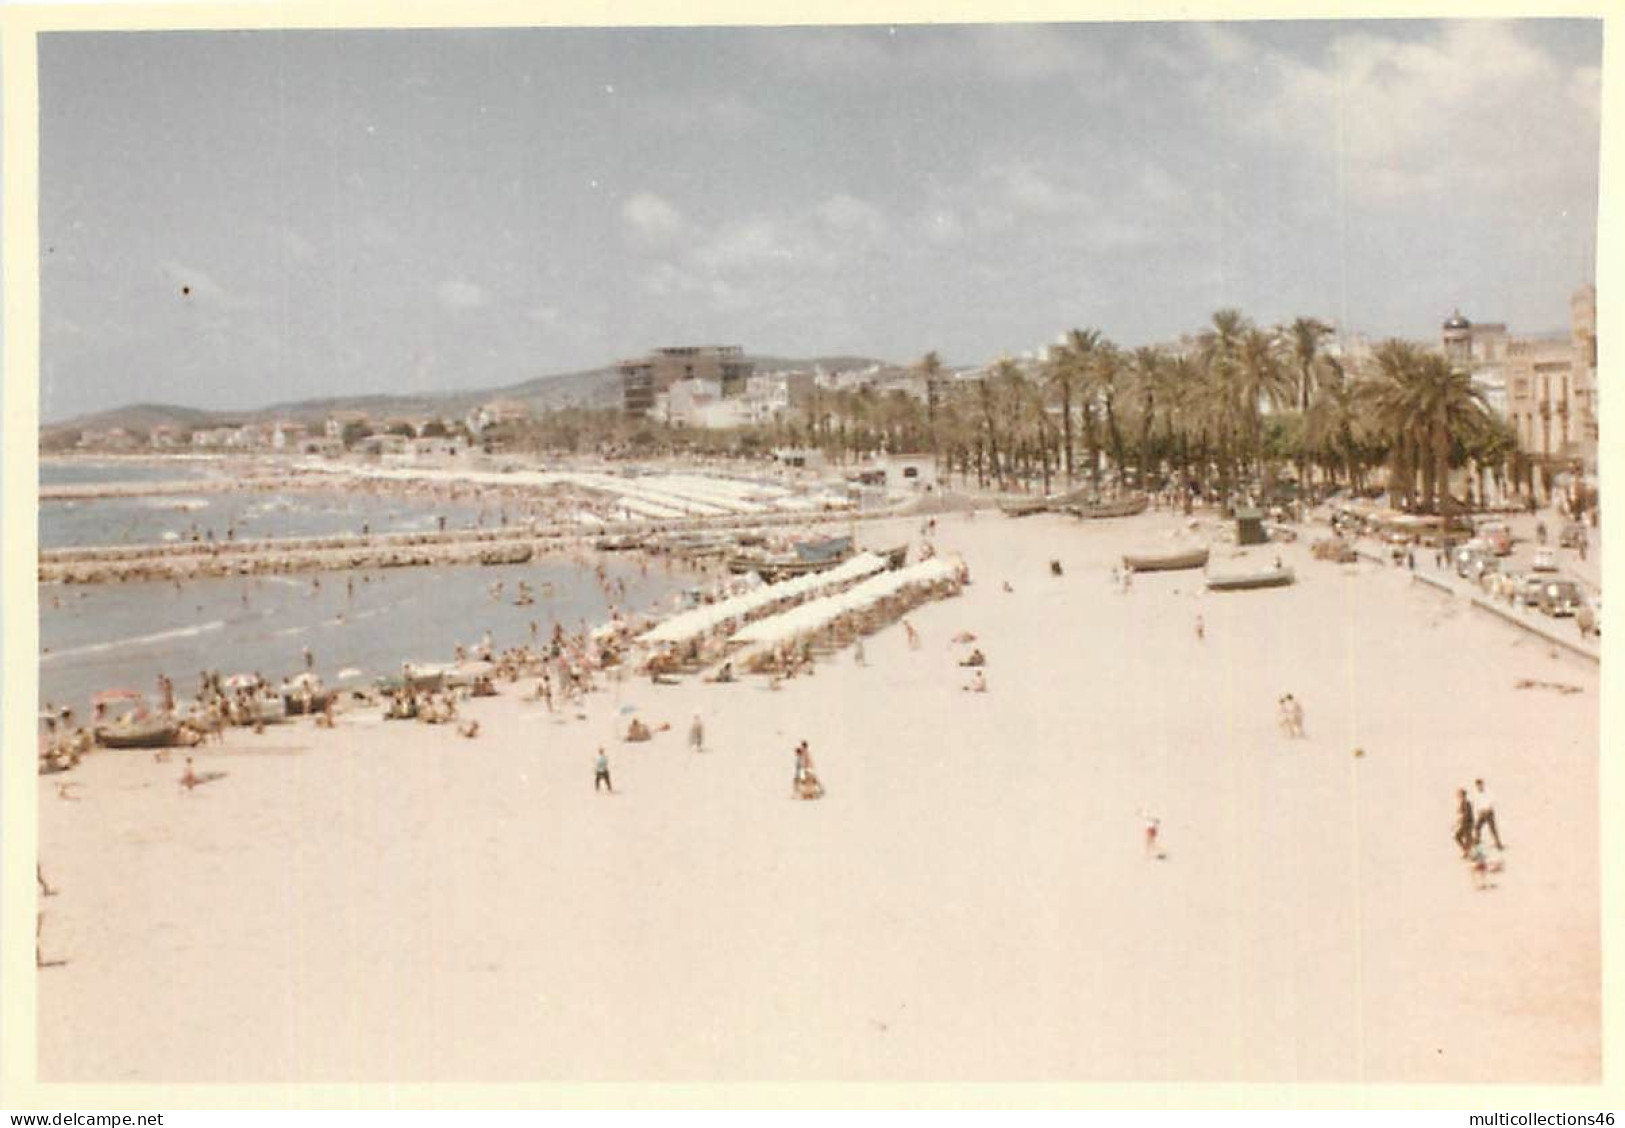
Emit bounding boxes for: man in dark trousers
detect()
[594,747,613,793]
[1473,778,1503,850]
[1454,788,1477,858]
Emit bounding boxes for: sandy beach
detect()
[36,509,1600,1083]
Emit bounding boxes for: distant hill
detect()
[40,352,896,441]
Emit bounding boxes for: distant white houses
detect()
[76,427,140,452]
[190,427,234,449]
[271,421,308,451]
[325,411,370,441]
[467,398,530,434]
[148,424,185,450]
[360,433,410,458]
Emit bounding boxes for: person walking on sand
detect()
[854,637,866,666]
[594,747,613,793]
[688,711,705,753]
[1473,778,1504,850]
[792,741,811,797]
[1142,812,1162,859]
[1195,614,1205,641]
[1286,694,1305,738]
[903,621,920,650]
[1454,788,1477,857]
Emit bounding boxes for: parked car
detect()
[1476,521,1513,556]
[1531,547,1558,572]
[1534,577,1584,618]
[1515,573,1548,607]
[1559,522,1589,549]
[1455,546,1500,579]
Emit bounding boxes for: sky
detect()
[38,19,1604,421]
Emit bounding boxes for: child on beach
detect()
[688,712,705,753]
[1142,812,1163,860]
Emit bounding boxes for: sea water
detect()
[40,490,496,549]
[39,555,693,716]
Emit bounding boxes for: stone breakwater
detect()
[41,479,249,501]
[38,507,903,584]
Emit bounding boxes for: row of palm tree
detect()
[850,309,1512,514]
[509,308,1531,515]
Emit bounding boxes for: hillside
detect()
[40,352,896,442]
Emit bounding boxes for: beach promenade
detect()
[35,509,1599,1083]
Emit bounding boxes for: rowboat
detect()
[1123,547,1209,572]
[1063,494,1149,520]
[94,718,184,749]
[728,535,854,579]
[1206,566,1295,592]
[726,555,844,581]
[998,498,1050,517]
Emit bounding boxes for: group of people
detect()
[1453,778,1506,890]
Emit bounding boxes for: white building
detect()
[271,421,309,451]
[664,378,722,426]
[467,398,530,434]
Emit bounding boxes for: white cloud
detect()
[1234,22,1601,208]
[621,191,686,242]
[437,278,488,310]
[814,193,889,241]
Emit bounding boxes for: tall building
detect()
[619,345,753,415]
[1441,310,1511,415]
[1503,284,1598,471]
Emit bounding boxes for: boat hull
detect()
[94,723,183,749]
[1206,567,1296,592]
[1123,548,1209,572]
[1065,495,1149,520]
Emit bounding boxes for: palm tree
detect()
[1236,326,1294,490]
[1127,346,1171,492]
[1365,341,1491,513]
[1285,316,1334,495]
[1196,309,1249,498]
[1086,342,1130,492]
[1304,357,1368,491]
[1054,328,1105,489]
[916,351,946,461]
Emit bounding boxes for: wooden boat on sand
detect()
[1206,565,1296,592]
[1063,494,1149,520]
[1123,546,1209,572]
[998,497,1050,517]
[94,718,184,749]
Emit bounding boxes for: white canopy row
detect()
[298,462,821,517]
[731,558,962,646]
[636,552,890,645]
